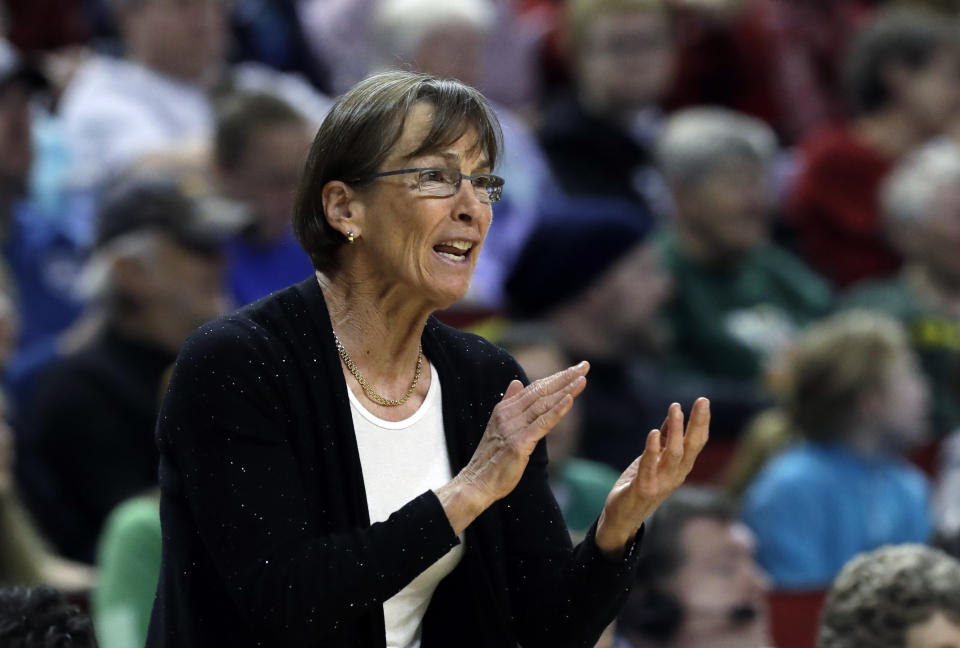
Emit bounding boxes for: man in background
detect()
[17,173,242,563]
[213,92,314,305]
[618,487,771,648]
[59,0,329,187]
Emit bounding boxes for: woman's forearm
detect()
[434,475,492,535]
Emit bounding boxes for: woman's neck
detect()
[317,271,432,406]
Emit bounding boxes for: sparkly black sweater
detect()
[146,276,642,648]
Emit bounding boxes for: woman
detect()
[146,71,709,647]
[819,544,960,648]
[742,310,932,591]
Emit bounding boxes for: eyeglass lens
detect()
[418,169,502,203]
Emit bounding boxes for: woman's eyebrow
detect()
[406,150,490,171]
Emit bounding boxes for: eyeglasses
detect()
[361,167,505,204]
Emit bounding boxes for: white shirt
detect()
[348,364,463,648]
[59,55,331,187]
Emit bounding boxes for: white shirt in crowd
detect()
[348,364,464,648]
[58,55,331,187]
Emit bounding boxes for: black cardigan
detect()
[146,277,643,647]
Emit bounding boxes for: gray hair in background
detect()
[882,141,960,227]
[655,107,778,186]
[371,0,495,65]
[819,544,960,648]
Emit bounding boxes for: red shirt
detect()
[788,126,900,288]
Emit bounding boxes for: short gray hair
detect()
[819,544,960,648]
[656,107,777,186]
[882,141,960,227]
[371,0,495,66]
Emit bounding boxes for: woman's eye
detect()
[420,170,448,184]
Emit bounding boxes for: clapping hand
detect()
[595,399,711,555]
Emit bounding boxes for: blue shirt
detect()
[226,229,314,307]
[743,441,931,590]
[4,193,94,348]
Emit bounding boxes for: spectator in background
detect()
[369,0,556,310]
[0,271,92,593]
[742,311,932,591]
[93,490,160,648]
[228,0,331,92]
[617,487,771,648]
[16,173,241,564]
[0,39,92,358]
[538,0,674,217]
[665,0,870,145]
[843,142,960,438]
[301,0,544,110]
[819,544,960,648]
[496,324,620,541]
[788,8,960,288]
[505,207,672,469]
[213,92,314,305]
[0,585,98,647]
[655,107,831,385]
[58,0,329,187]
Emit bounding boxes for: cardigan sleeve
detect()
[157,319,460,642]
[502,435,643,647]
[474,345,644,648]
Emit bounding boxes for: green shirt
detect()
[94,495,161,648]
[555,458,620,541]
[842,276,960,438]
[657,231,833,381]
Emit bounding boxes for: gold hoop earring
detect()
[346,231,356,243]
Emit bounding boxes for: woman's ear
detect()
[321,180,366,240]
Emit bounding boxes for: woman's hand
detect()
[435,362,590,534]
[595,398,711,555]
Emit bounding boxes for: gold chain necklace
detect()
[333,333,423,407]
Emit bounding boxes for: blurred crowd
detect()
[0,0,959,646]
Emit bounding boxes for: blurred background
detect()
[1,0,960,646]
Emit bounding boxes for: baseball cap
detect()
[96,174,253,253]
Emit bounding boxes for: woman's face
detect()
[351,102,493,310]
[864,350,930,450]
[905,611,960,648]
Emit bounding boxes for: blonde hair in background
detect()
[782,310,910,441]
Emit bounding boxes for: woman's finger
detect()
[635,428,661,488]
[529,392,575,439]
[502,379,524,401]
[513,361,589,414]
[662,403,685,468]
[525,375,587,424]
[680,397,711,471]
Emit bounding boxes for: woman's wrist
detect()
[434,476,492,536]
[594,510,637,558]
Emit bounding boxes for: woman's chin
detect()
[421,279,472,311]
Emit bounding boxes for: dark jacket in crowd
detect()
[146,277,643,648]
[538,92,660,213]
[17,328,175,563]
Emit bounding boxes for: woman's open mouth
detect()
[433,240,474,263]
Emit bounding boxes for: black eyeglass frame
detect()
[354,167,505,204]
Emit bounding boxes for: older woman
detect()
[819,544,960,648]
[742,311,932,591]
[146,71,709,648]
